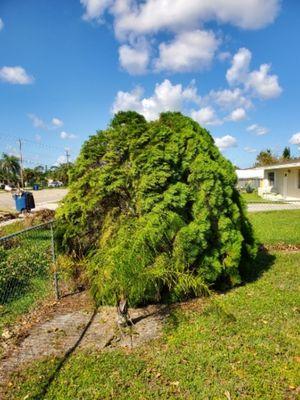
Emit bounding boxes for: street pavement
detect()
[1,188,300,214]
[0,188,68,212]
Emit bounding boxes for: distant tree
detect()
[48,162,73,185]
[255,149,278,167]
[282,146,291,160]
[0,153,21,183]
[24,165,46,186]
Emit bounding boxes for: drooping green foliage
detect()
[56,112,257,306]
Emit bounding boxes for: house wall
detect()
[259,167,300,199]
[259,170,278,194]
[286,168,300,199]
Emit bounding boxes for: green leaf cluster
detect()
[56,112,257,305]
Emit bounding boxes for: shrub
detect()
[56,254,88,292]
[56,112,257,306]
[0,243,51,303]
[245,183,254,193]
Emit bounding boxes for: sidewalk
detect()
[248,202,300,212]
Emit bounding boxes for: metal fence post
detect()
[50,222,60,300]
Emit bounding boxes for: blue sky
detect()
[0,0,299,168]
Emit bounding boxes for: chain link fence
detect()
[0,221,62,334]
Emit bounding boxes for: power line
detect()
[0,133,74,168]
[0,133,68,152]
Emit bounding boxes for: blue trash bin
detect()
[33,184,39,190]
[13,193,27,212]
[13,192,35,212]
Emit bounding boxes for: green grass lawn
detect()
[241,192,271,203]
[4,251,300,400]
[249,209,300,245]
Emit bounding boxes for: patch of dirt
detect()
[0,291,169,391]
[23,209,55,227]
[0,291,93,350]
[261,243,300,252]
[79,304,169,351]
[0,211,18,224]
[0,211,18,226]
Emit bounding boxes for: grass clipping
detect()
[56,112,257,306]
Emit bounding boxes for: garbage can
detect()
[33,184,39,191]
[13,193,27,212]
[13,192,35,212]
[25,192,35,210]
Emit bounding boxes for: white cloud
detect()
[227,107,247,121]
[289,132,300,145]
[155,30,219,72]
[0,66,34,84]
[214,135,237,150]
[226,48,282,99]
[28,114,46,129]
[113,0,280,38]
[191,106,222,126]
[112,79,200,121]
[80,0,113,21]
[60,131,76,140]
[247,123,269,136]
[56,155,67,165]
[80,0,280,74]
[226,47,251,86]
[119,42,150,74]
[52,117,64,127]
[35,134,42,142]
[0,18,4,31]
[244,146,257,153]
[112,86,144,114]
[208,88,252,110]
[246,64,282,99]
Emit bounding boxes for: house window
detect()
[268,172,275,186]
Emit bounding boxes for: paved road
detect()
[248,202,300,212]
[1,189,300,213]
[0,189,68,211]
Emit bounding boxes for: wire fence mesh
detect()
[0,221,61,333]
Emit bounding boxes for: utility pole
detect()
[18,138,24,189]
[65,149,70,186]
[65,149,70,166]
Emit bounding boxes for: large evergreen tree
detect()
[56,112,256,305]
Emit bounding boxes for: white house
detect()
[237,159,300,200]
[258,159,300,200]
[236,167,264,189]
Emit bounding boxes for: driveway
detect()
[248,202,300,212]
[0,189,68,212]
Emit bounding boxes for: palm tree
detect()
[0,153,21,183]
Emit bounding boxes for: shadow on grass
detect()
[213,248,276,294]
[241,248,276,284]
[166,249,277,332]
